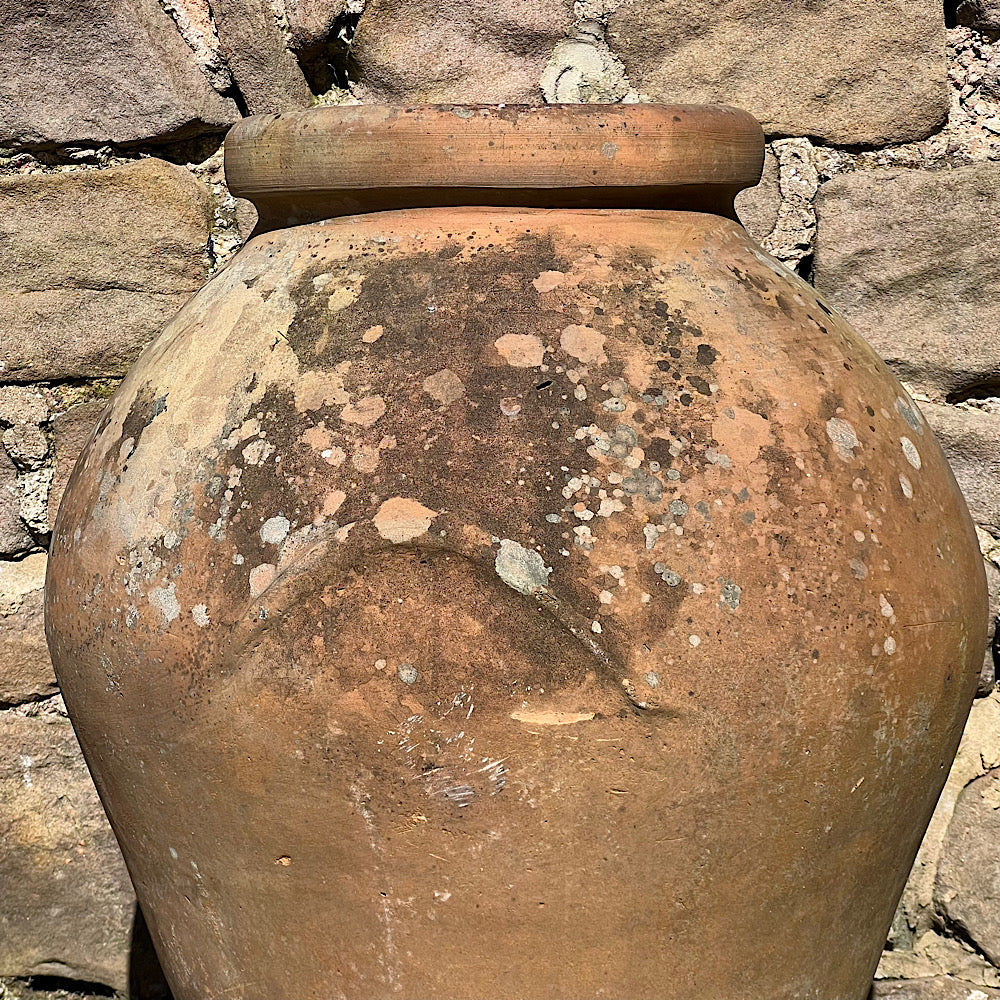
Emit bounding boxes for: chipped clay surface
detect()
[46,205,986,1000]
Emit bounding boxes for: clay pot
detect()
[45,106,986,1000]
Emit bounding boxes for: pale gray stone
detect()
[0,159,213,382]
[606,0,949,146]
[918,402,1000,536]
[0,715,134,990]
[936,769,1000,966]
[814,165,1000,403]
[0,0,238,147]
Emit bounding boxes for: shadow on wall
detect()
[128,907,173,1000]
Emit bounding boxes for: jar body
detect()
[46,207,986,1000]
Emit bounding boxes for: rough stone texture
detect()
[211,0,317,113]
[0,159,214,382]
[48,402,109,528]
[919,402,1000,535]
[351,0,575,103]
[0,554,56,706]
[0,0,238,147]
[958,1,1000,31]
[0,447,33,557]
[735,148,780,243]
[892,692,1000,946]
[813,164,1000,404]
[983,557,999,695]
[0,714,134,990]
[937,769,1000,965]
[285,0,348,51]
[874,977,1000,999]
[605,0,949,146]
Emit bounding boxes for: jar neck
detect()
[224,104,764,234]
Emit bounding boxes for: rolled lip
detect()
[224,104,765,206]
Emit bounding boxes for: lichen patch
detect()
[374,496,437,543]
[495,539,552,595]
[825,417,859,461]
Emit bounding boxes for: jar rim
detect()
[224,104,765,228]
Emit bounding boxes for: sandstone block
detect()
[814,164,1000,403]
[936,769,1000,965]
[0,159,213,382]
[0,554,56,706]
[919,402,1000,536]
[873,978,1000,999]
[0,448,32,557]
[606,0,948,146]
[0,0,238,147]
[351,0,575,103]
[0,714,134,990]
[211,0,315,113]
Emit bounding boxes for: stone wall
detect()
[1,3,998,998]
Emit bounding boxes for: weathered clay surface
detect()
[873,977,1000,999]
[47,202,984,1000]
[0,554,57,705]
[210,0,315,114]
[351,0,575,103]
[919,402,1000,535]
[0,160,214,382]
[0,714,134,990]
[813,164,1000,404]
[0,0,238,147]
[936,769,1000,964]
[605,0,949,145]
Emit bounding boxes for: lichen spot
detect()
[826,417,859,461]
[341,395,386,428]
[260,515,290,545]
[895,396,924,435]
[149,583,180,625]
[899,474,913,499]
[397,663,419,685]
[560,324,606,364]
[422,369,466,405]
[495,539,552,596]
[495,333,546,368]
[900,436,921,470]
[249,563,277,597]
[191,604,210,627]
[532,271,565,293]
[374,496,437,543]
[362,325,384,344]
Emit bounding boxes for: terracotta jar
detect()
[45,106,986,1000]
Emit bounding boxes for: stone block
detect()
[0,714,134,990]
[919,402,1000,536]
[351,0,575,103]
[0,159,213,382]
[936,768,1000,965]
[873,977,1000,999]
[814,164,1000,403]
[0,554,56,706]
[605,0,948,146]
[0,0,238,147]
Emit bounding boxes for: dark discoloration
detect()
[45,207,987,1000]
